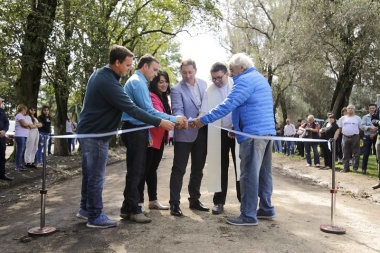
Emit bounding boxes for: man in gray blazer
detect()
[169,59,209,216]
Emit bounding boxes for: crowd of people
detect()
[275,104,380,177]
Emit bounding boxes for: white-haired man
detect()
[334,104,361,173]
[194,53,276,226]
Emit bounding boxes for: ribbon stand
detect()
[320,138,346,234]
[28,135,56,236]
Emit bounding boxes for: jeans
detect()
[80,138,109,221]
[239,138,274,223]
[362,135,375,171]
[15,136,27,167]
[285,141,295,155]
[342,135,360,171]
[320,141,333,167]
[121,122,149,214]
[273,140,282,153]
[304,142,320,165]
[0,137,6,175]
[36,132,50,163]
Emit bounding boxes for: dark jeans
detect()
[66,132,73,153]
[320,141,332,167]
[337,134,343,159]
[121,122,149,214]
[170,127,207,205]
[139,137,165,202]
[15,136,27,167]
[304,142,320,165]
[0,137,6,176]
[362,135,376,170]
[297,141,304,157]
[342,134,360,170]
[213,129,241,205]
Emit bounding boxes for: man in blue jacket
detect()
[194,53,276,226]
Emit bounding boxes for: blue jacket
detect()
[201,67,275,143]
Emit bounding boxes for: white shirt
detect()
[186,82,202,111]
[338,115,362,136]
[284,123,296,136]
[200,78,233,128]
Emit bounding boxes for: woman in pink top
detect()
[138,70,172,210]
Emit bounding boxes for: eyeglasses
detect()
[211,74,225,82]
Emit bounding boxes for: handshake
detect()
[174,116,205,129]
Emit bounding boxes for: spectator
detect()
[0,97,13,181]
[37,105,52,165]
[361,103,377,174]
[336,107,347,164]
[274,122,282,153]
[283,118,296,156]
[66,113,75,154]
[319,115,339,169]
[334,105,361,173]
[303,115,321,167]
[14,104,30,171]
[24,106,42,168]
[139,70,172,211]
[296,119,305,157]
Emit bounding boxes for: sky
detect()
[176,31,230,83]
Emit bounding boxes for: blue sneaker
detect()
[86,212,117,228]
[226,217,258,226]
[257,209,275,220]
[76,208,88,220]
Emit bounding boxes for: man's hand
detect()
[159,120,175,131]
[175,116,188,129]
[194,118,204,128]
[0,130,5,138]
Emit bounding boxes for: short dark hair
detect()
[210,62,228,73]
[180,59,197,70]
[109,45,134,65]
[137,54,159,69]
[369,103,376,107]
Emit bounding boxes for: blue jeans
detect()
[285,141,295,155]
[36,132,50,163]
[273,140,282,153]
[15,136,27,167]
[239,138,275,223]
[80,138,109,221]
[304,142,320,165]
[362,135,375,171]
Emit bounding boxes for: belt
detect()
[343,134,358,137]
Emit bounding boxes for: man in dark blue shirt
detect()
[0,98,12,181]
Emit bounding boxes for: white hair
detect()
[228,53,254,70]
[307,115,314,120]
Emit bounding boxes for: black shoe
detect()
[372,182,380,190]
[212,204,224,215]
[170,204,183,216]
[362,169,366,175]
[340,169,350,173]
[189,201,210,212]
[0,174,14,181]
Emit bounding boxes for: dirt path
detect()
[0,147,380,252]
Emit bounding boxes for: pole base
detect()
[28,226,56,236]
[320,224,346,234]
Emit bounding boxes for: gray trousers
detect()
[342,134,360,171]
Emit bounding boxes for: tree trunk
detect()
[15,0,58,106]
[330,53,359,118]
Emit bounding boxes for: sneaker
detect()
[129,213,152,223]
[76,208,88,220]
[257,210,275,219]
[36,163,43,168]
[306,164,311,167]
[315,164,320,168]
[226,216,258,226]
[120,207,131,219]
[86,212,117,228]
[337,159,343,164]
[340,169,350,173]
[15,166,27,172]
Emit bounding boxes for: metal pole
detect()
[320,138,346,234]
[28,135,56,236]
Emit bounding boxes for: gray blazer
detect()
[171,78,207,143]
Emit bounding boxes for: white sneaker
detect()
[315,164,320,167]
[306,164,311,167]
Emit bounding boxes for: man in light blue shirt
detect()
[361,103,377,174]
[120,54,186,223]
